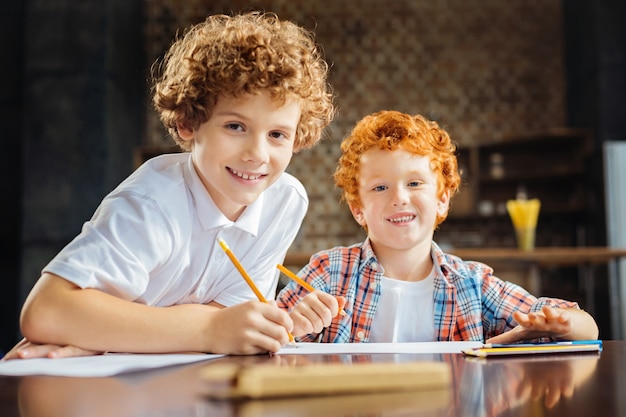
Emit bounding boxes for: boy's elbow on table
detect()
[20,298,60,345]
[20,275,75,344]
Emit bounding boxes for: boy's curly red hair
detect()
[334,110,461,227]
[152,12,334,152]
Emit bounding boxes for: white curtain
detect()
[604,141,626,340]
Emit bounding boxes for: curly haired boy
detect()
[278,110,598,344]
[8,11,334,359]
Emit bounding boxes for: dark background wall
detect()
[0,0,144,354]
[0,0,624,353]
[564,0,626,247]
[1,0,25,355]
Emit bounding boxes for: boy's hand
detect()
[486,306,575,344]
[205,300,294,355]
[289,291,346,337]
[2,338,101,361]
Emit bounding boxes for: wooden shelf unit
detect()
[439,128,594,249]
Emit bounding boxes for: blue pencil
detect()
[484,339,603,349]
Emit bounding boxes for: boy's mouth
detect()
[387,214,416,224]
[228,167,265,181]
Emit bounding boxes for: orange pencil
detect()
[276,264,346,316]
[217,237,295,344]
[276,264,315,292]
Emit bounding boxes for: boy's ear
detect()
[349,203,367,227]
[436,189,451,217]
[176,121,194,141]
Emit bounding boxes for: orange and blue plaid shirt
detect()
[276,239,577,343]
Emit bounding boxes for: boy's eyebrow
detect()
[363,169,430,178]
[213,110,247,119]
[214,110,297,132]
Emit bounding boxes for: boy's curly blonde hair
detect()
[334,110,461,227]
[152,12,335,152]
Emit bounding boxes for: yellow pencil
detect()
[217,237,295,344]
[276,264,346,316]
[276,264,315,292]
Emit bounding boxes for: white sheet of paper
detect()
[0,353,222,377]
[278,341,483,355]
[0,342,482,377]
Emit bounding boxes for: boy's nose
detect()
[392,187,410,205]
[243,136,269,163]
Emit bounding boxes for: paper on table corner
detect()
[0,353,223,377]
[277,341,483,355]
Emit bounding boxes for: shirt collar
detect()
[183,155,262,236]
[362,239,453,279]
[431,241,461,286]
[359,238,384,274]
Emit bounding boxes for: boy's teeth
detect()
[231,169,259,180]
[390,215,413,223]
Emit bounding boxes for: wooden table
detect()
[286,247,626,339]
[448,247,626,340]
[1,341,624,417]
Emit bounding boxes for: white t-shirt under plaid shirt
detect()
[368,265,436,342]
[43,153,308,307]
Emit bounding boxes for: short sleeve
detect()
[43,191,176,300]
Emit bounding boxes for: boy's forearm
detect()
[20,273,216,353]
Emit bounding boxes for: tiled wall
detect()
[143,0,566,254]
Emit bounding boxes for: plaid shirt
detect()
[276,239,577,343]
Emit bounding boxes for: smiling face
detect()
[177,92,301,220]
[349,147,450,254]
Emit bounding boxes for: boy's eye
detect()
[226,123,244,132]
[408,181,422,187]
[269,131,288,141]
[373,185,388,192]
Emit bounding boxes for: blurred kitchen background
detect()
[1,0,625,352]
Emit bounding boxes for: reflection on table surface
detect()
[3,341,624,417]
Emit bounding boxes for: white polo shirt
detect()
[43,153,308,307]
